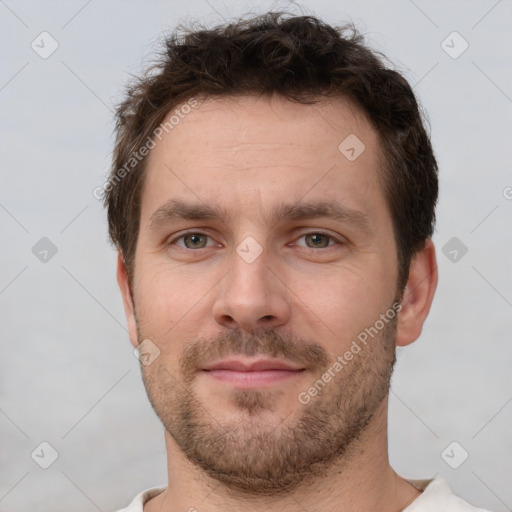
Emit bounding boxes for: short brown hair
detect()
[104,12,438,291]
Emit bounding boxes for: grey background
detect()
[1,0,511,510]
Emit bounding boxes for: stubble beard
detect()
[139,312,397,496]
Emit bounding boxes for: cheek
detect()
[133,264,188,331]
[133,261,219,344]
[289,262,391,352]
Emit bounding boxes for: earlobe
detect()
[396,239,438,347]
[116,253,140,348]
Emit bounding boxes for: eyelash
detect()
[167,231,344,250]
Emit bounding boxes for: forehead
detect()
[148,94,379,167]
[141,94,388,226]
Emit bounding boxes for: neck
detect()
[145,399,421,512]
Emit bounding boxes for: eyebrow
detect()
[148,198,371,234]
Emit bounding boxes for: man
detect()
[104,11,491,512]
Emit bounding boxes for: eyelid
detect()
[292,230,345,248]
[167,230,220,249]
[166,229,346,250]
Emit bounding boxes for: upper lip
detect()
[203,358,304,372]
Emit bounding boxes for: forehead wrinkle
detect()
[213,142,309,150]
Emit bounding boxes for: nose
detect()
[212,246,291,332]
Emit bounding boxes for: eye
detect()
[295,232,340,249]
[171,232,217,249]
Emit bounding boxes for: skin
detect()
[117,93,438,512]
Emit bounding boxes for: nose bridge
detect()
[212,238,290,331]
[231,241,270,298]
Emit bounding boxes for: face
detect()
[122,94,403,493]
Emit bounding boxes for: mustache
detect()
[179,328,331,380]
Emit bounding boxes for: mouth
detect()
[201,358,306,388]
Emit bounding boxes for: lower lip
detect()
[204,369,304,388]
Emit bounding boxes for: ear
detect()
[396,239,438,347]
[116,252,139,348]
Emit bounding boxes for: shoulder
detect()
[404,478,492,512]
[113,486,166,512]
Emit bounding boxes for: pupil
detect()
[309,234,327,247]
[186,234,205,248]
